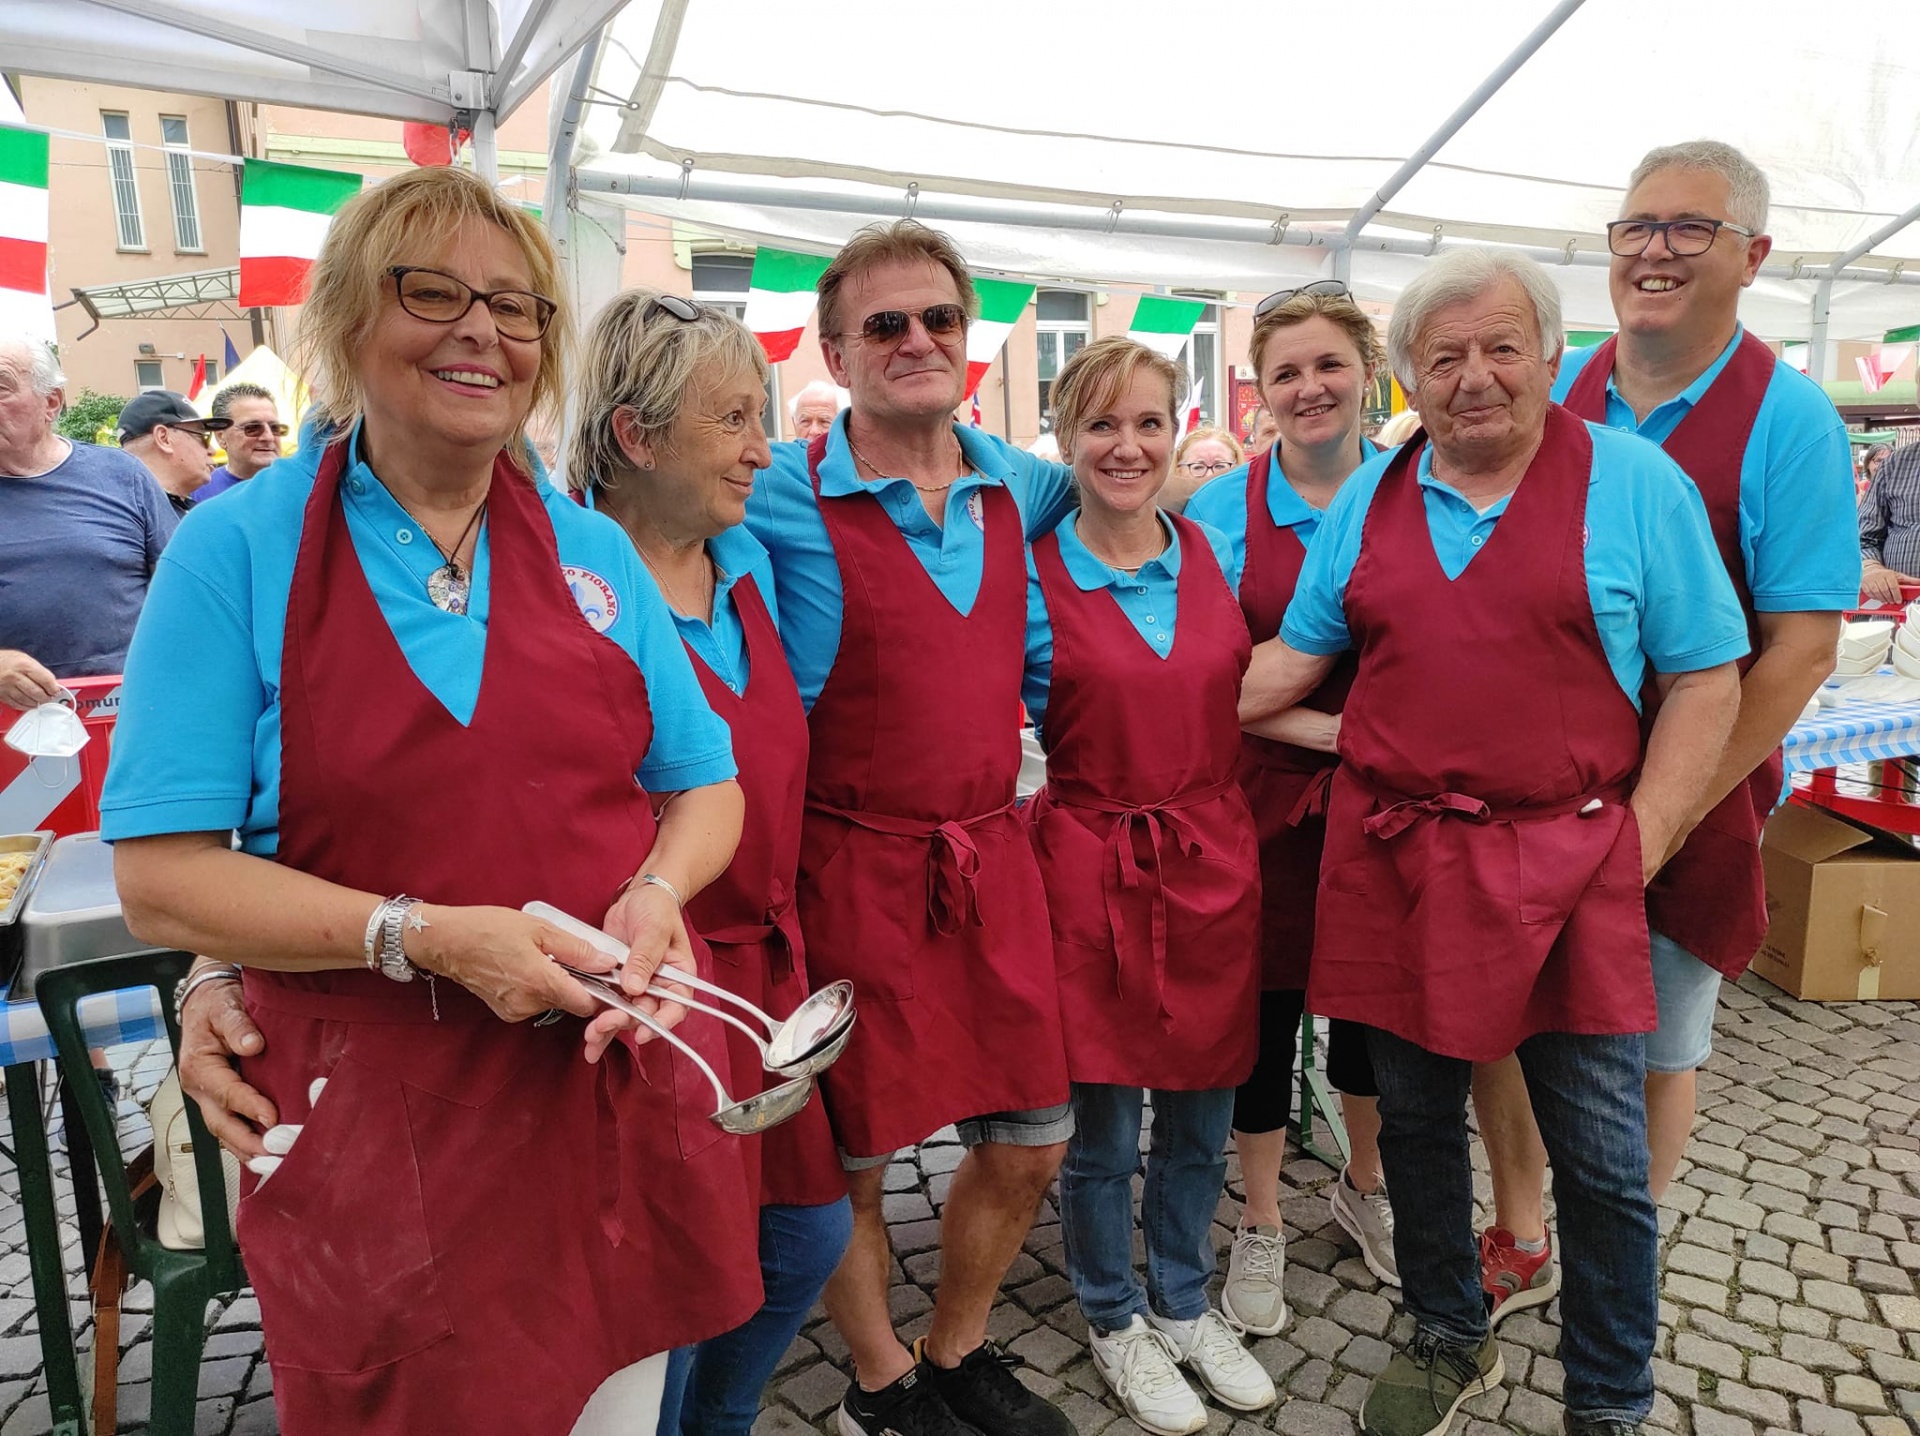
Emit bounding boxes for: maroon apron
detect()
[799,435,1068,1157]
[1234,446,1359,990]
[684,572,848,1208]
[1025,514,1259,1090]
[1305,407,1653,1063]
[1563,332,1777,978]
[239,444,761,1435]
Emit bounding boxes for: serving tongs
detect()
[523,902,857,1078]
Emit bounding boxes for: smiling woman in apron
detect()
[100,167,761,1436]
[569,289,853,1436]
[1185,283,1397,1325]
[1021,338,1271,1436]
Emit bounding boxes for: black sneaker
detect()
[838,1362,981,1436]
[1563,1420,1642,1436]
[914,1337,1072,1436]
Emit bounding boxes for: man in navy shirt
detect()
[197,381,287,502]
[0,336,176,708]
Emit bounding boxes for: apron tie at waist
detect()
[811,799,1019,936]
[1287,767,1337,828]
[1050,776,1238,1030]
[699,882,799,976]
[1361,784,1633,841]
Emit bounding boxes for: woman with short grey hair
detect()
[572,288,856,1436]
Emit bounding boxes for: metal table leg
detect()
[1292,1013,1351,1172]
[5,1060,85,1436]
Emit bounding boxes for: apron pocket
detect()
[238,1054,453,1374]
[1517,809,1623,923]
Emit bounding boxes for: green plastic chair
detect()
[37,951,247,1436]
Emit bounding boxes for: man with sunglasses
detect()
[743,221,1078,1436]
[197,381,288,502]
[118,389,230,515]
[1471,141,1859,1330]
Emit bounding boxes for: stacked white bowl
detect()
[1893,604,1920,679]
[1836,618,1895,678]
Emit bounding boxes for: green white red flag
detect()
[966,277,1034,399]
[744,248,832,361]
[0,126,54,338]
[1127,294,1205,361]
[239,160,363,307]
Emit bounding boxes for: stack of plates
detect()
[1893,608,1920,679]
[1835,619,1895,678]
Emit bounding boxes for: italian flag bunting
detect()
[239,160,363,307]
[966,277,1034,399]
[0,126,54,338]
[744,248,832,362]
[1127,295,1205,361]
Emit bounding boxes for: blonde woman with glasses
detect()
[1164,426,1243,512]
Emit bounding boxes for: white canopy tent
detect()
[5,0,1919,375]
[571,0,1920,374]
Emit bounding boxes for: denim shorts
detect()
[839,1102,1076,1172]
[1646,931,1722,1073]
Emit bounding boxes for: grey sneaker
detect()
[1563,1419,1642,1436]
[1220,1224,1288,1335]
[1361,1328,1503,1436]
[1329,1168,1399,1287]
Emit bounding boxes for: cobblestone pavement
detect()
[0,970,1916,1434]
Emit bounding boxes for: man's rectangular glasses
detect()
[1605,219,1755,258]
[842,305,969,346]
[232,420,289,439]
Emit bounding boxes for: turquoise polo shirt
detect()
[1280,422,1750,707]
[743,414,1075,710]
[101,426,736,856]
[1021,510,1241,737]
[1554,329,1860,612]
[1185,436,1382,580]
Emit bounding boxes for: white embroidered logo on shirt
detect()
[563,566,618,632]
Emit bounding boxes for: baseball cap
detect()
[117,391,231,443]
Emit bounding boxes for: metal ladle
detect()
[569,969,818,1135]
[524,901,857,1075]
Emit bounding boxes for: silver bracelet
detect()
[635,872,684,909]
[173,963,243,1026]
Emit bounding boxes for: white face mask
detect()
[5,696,90,760]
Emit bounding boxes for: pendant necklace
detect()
[402,497,487,615]
[847,436,965,495]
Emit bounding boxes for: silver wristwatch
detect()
[364,895,425,982]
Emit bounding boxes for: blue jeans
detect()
[1058,1082,1235,1330]
[1367,1027,1657,1425]
[658,1197,854,1436]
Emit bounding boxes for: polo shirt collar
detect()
[1057,509,1181,591]
[815,410,1011,497]
[1603,323,1744,415]
[1266,436,1379,529]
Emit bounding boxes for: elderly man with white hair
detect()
[0,336,177,709]
[1239,248,1745,1436]
[788,378,843,440]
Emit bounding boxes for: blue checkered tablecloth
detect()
[0,987,163,1067]
[1782,688,1920,775]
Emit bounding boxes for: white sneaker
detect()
[1150,1309,1277,1413]
[1220,1223,1288,1335]
[1329,1168,1400,1287]
[1088,1316,1207,1436]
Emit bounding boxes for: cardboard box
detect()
[1755,802,1920,1001]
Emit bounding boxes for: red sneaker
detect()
[1480,1227,1559,1328]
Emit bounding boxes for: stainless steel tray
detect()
[0,831,54,994]
[16,834,160,999]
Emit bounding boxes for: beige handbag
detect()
[148,1071,241,1251]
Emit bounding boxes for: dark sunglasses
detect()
[841,304,968,346]
[1254,280,1352,318]
[387,265,557,341]
[1605,218,1756,258]
[159,422,223,448]
[646,294,702,323]
[232,419,289,439]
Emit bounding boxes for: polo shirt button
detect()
[1471,535,1484,547]
[397,529,414,544]
[349,478,367,495]
[1145,615,1157,624]
[1156,633,1169,643]
[1136,586,1147,595]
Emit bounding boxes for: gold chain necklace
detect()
[637,543,715,619]
[846,435,965,495]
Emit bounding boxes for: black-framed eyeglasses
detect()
[232,419,290,439]
[646,294,702,323]
[1255,280,1351,318]
[840,304,969,347]
[1179,459,1235,477]
[1605,218,1756,258]
[387,265,557,340]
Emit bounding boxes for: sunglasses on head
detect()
[646,294,702,323]
[842,304,968,346]
[232,420,289,439]
[1254,280,1352,318]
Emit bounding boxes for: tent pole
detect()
[471,111,499,183]
[1343,0,1586,244]
[543,30,605,255]
[1808,278,1834,383]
